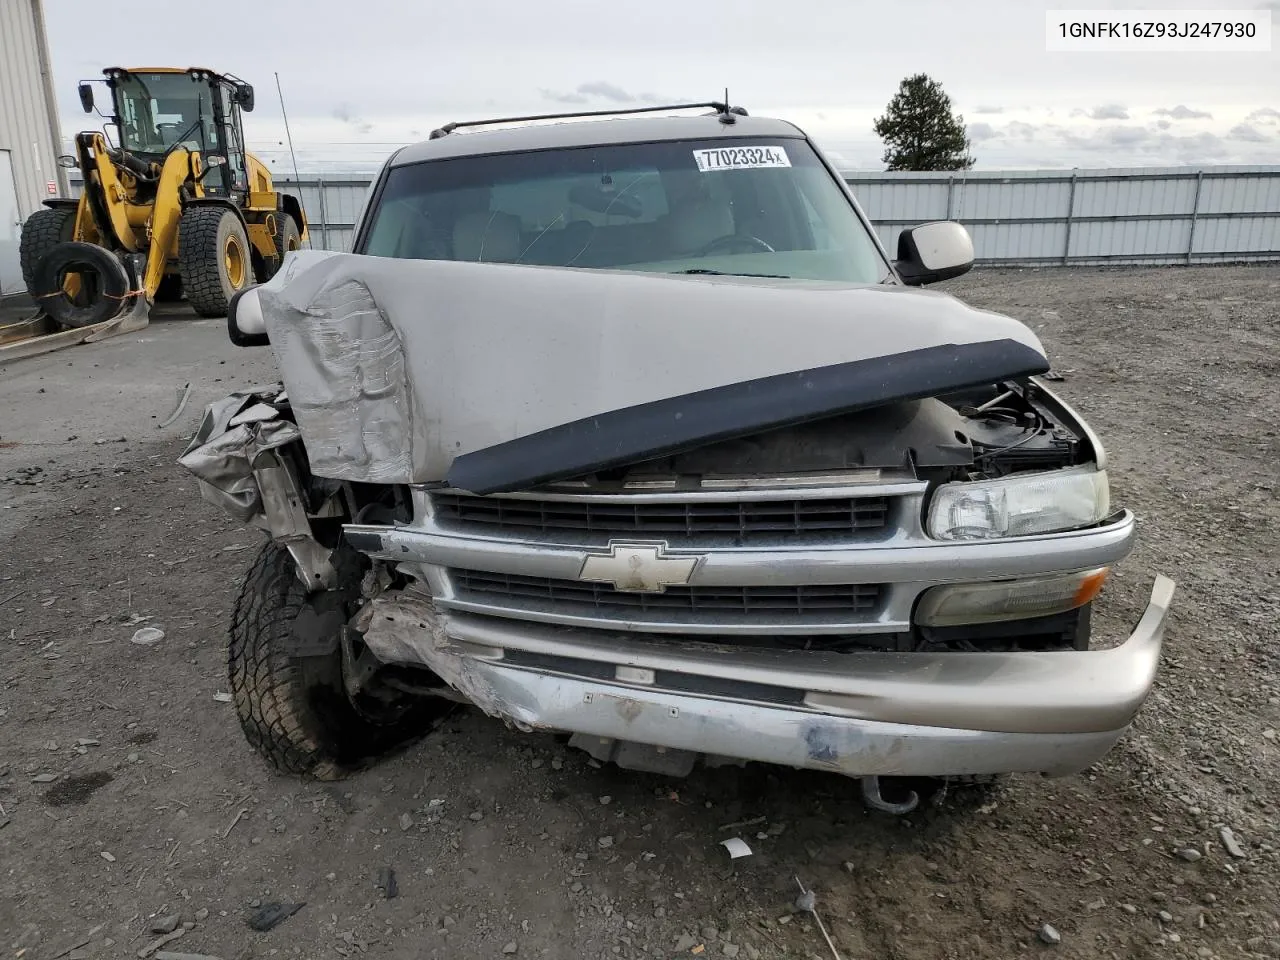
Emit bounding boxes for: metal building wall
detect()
[69,166,1280,266]
[0,0,66,220]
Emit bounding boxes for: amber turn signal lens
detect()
[1074,567,1110,607]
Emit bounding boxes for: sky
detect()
[42,0,1280,173]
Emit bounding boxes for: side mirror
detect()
[78,83,94,113]
[235,83,255,112]
[227,287,269,347]
[894,221,974,286]
[56,154,78,169]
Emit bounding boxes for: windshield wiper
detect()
[677,268,791,278]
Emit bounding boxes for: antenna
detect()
[718,86,737,124]
[274,71,309,249]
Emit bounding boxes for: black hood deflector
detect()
[446,338,1049,495]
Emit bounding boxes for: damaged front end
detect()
[186,252,1174,790]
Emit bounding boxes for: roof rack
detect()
[428,101,749,140]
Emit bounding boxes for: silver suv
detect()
[184,102,1174,810]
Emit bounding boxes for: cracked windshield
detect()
[362,137,889,282]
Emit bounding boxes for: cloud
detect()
[1156,118,1171,130]
[1166,132,1229,161]
[1228,123,1269,142]
[1004,121,1039,140]
[1069,108,1087,118]
[967,121,999,141]
[541,81,660,106]
[973,105,1004,114]
[1153,105,1213,120]
[541,89,590,104]
[330,102,373,134]
[1061,126,1149,149]
[1097,126,1151,146]
[576,81,635,103]
[1246,106,1280,125]
[1088,103,1130,120]
[1059,125,1232,162]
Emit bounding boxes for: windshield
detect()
[360,137,889,283]
[113,72,217,155]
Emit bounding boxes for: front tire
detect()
[228,542,440,779]
[178,206,251,318]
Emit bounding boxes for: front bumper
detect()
[361,574,1175,779]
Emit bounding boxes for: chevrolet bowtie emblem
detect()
[578,541,701,593]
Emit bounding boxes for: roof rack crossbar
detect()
[428,101,746,139]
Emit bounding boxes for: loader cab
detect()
[102,67,254,200]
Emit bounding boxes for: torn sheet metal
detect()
[255,251,1049,490]
[178,389,300,522]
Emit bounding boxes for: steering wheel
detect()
[694,233,775,257]
[155,122,182,143]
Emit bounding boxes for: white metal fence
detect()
[69,164,1280,266]
[849,166,1280,265]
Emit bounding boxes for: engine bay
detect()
[577,378,1089,489]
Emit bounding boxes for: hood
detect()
[257,251,1048,493]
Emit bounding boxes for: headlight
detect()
[927,465,1110,541]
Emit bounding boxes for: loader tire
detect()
[31,242,130,329]
[228,542,440,780]
[179,206,251,318]
[19,207,76,294]
[273,212,301,272]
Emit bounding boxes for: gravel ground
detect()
[1,266,1278,960]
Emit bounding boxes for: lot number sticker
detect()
[693,145,792,172]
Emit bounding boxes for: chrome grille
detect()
[450,568,885,617]
[432,492,890,540]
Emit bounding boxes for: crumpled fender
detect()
[178,387,338,591]
[178,387,300,522]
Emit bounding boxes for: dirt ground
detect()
[1,266,1278,960]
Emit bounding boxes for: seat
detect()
[661,196,736,257]
[452,211,522,263]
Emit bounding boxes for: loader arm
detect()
[142,149,204,299]
[78,132,139,252]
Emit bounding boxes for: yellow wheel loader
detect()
[10,66,307,349]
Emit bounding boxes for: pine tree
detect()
[873,74,975,171]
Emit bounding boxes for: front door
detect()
[0,150,23,294]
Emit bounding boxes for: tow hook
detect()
[860,775,919,815]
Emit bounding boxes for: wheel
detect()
[228,542,442,779]
[178,206,252,317]
[19,207,76,294]
[154,274,184,302]
[273,212,301,273]
[31,241,130,329]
